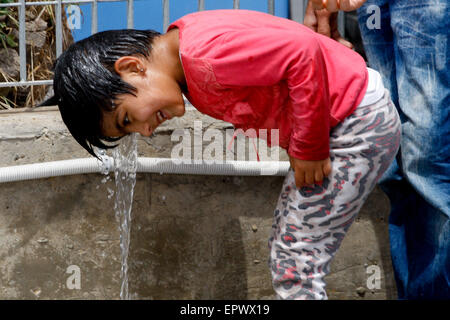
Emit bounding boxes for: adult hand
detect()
[289,156,332,189]
[304,1,354,49]
[310,0,366,12]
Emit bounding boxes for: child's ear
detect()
[114,56,144,77]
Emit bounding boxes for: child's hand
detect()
[289,156,332,188]
[303,2,354,49]
[309,0,366,12]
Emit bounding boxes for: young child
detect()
[43,9,401,299]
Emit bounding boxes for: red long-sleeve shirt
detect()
[168,9,368,160]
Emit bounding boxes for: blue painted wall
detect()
[69,0,289,41]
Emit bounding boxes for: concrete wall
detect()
[0,106,397,299]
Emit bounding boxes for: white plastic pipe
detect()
[0,157,290,183]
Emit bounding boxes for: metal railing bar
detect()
[0,0,88,7]
[127,0,133,28]
[18,0,26,82]
[0,0,132,8]
[162,0,169,32]
[91,0,98,34]
[289,0,305,23]
[268,0,274,14]
[55,0,63,57]
[0,80,53,88]
[338,10,345,38]
[198,0,204,11]
[233,0,240,9]
[0,2,53,7]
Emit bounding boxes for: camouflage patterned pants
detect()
[268,89,401,299]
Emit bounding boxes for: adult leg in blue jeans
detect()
[357,0,449,299]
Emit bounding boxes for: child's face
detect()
[101,57,186,138]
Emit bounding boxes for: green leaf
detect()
[0,35,7,50]
[5,34,16,47]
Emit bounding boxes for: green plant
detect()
[0,0,18,49]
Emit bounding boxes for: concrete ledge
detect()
[0,107,396,299]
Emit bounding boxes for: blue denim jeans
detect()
[357,0,449,299]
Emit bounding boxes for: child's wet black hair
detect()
[40,29,161,159]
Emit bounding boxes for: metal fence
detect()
[0,0,343,89]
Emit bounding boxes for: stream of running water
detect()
[99,133,138,300]
[113,133,138,300]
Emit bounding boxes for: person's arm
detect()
[211,28,332,187]
[309,0,366,12]
[304,0,367,48]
